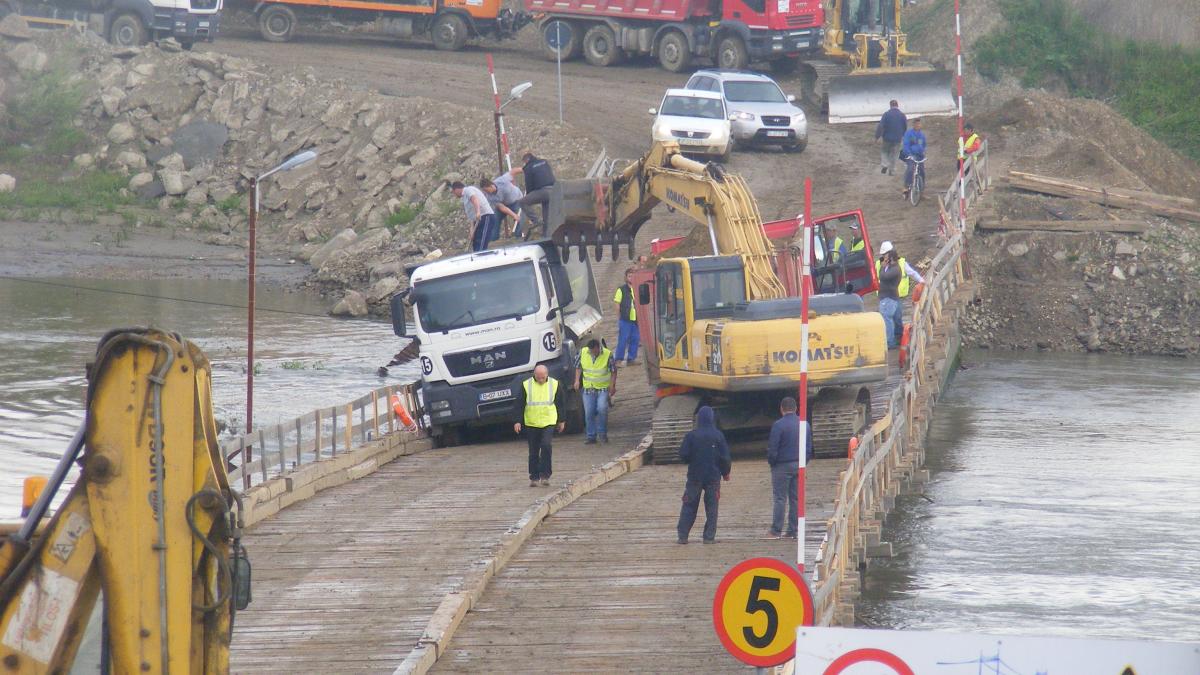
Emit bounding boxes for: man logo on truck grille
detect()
[543,332,558,352]
[470,351,507,369]
[421,356,433,375]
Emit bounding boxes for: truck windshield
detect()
[415,262,541,332]
[661,95,725,120]
[723,81,787,103]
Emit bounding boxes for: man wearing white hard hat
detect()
[875,241,925,348]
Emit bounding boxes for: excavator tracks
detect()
[649,392,702,465]
[810,387,871,458]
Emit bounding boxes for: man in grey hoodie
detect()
[676,406,732,544]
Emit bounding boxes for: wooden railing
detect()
[808,140,991,629]
[221,382,423,489]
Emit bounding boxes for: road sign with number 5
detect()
[713,557,814,667]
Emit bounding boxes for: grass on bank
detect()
[976,0,1200,162]
[0,171,136,210]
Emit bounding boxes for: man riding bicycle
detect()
[901,118,927,199]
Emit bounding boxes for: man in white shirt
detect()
[451,181,497,252]
[481,172,525,238]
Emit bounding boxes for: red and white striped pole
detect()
[953,0,967,232]
[486,54,512,174]
[796,177,813,573]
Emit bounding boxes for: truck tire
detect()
[109,13,148,47]
[716,35,749,70]
[563,390,585,434]
[258,5,297,43]
[431,12,469,51]
[432,424,461,448]
[583,24,623,67]
[657,30,691,73]
[541,19,581,61]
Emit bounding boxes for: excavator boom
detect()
[0,329,245,674]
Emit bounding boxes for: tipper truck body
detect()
[9,0,220,47]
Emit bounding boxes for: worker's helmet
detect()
[879,240,894,256]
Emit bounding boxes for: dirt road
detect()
[204,29,959,260]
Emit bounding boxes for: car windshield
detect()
[660,95,725,120]
[415,261,541,333]
[723,81,787,103]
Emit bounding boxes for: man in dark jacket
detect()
[513,364,566,487]
[514,151,556,239]
[676,406,732,544]
[874,100,907,176]
[766,397,812,539]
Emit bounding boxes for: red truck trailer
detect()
[526,0,823,72]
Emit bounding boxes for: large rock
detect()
[0,174,15,193]
[0,14,34,40]
[107,121,137,144]
[331,290,369,317]
[185,186,208,206]
[367,276,402,303]
[169,121,228,169]
[73,154,95,169]
[129,172,155,190]
[309,228,358,269]
[157,152,186,172]
[371,120,396,147]
[159,170,187,196]
[114,150,147,170]
[8,42,46,74]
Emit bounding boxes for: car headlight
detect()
[732,111,755,121]
[711,126,730,140]
[793,112,806,124]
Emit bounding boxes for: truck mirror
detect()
[550,263,574,308]
[389,294,408,337]
[786,94,796,103]
[648,107,657,116]
[638,282,651,305]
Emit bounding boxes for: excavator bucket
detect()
[827,69,956,124]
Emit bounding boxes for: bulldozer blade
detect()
[828,70,956,124]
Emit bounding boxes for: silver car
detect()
[685,70,808,152]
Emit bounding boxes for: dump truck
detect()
[244,0,527,49]
[525,0,824,72]
[808,0,956,123]
[389,240,601,447]
[5,0,220,47]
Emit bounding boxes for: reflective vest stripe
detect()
[580,348,613,389]
[851,240,865,251]
[523,377,559,427]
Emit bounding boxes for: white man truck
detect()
[5,0,220,48]
[390,240,601,447]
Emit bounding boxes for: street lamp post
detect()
[493,81,532,173]
[246,149,318,448]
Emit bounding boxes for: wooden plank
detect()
[1008,171,1196,207]
[345,404,353,453]
[978,218,1148,233]
[276,424,287,475]
[1005,172,1200,223]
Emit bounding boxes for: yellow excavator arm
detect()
[0,329,246,674]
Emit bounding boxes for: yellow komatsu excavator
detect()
[810,0,956,123]
[0,329,247,674]
[551,141,888,459]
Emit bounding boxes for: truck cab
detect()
[391,241,599,446]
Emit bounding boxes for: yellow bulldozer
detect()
[0,329,247,673]
[809,0,957,123]
[548,141,889,459]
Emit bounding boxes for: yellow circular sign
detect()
[712,557,814,667]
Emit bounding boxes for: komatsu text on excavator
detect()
[543,141,889,459]
[0,329,248,674]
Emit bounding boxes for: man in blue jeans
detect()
[766,397,812,539]
[613,268,640,366]
[901,117,927,198]
[574,338,617,444]
[875,241,924,348]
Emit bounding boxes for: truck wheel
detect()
[258,5,297,43]
[657,31,691,73]
[109,13,148,47]
[564,390,585,434]
[432,425,461,448]
[583,24,623,67]
[541,19,580,61]
[716,35,749,70]
[431,13,469,51]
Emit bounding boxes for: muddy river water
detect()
[858,350,1200,642]
[0,276,418,516]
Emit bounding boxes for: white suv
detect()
[649,88,732,161]
[685,70,807,152]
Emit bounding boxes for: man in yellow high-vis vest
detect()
[613,268,640,366]
[574,339,618,445]
[514,364,565,486]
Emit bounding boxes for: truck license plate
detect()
[767,130,788,137]
[479,389,512,402]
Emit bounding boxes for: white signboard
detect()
[795,626,1200,675]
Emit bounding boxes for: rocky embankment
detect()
[0,21,598,315]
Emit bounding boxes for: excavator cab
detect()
[765,210,878,297]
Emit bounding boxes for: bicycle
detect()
[906,156,927,206]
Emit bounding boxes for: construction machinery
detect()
[0,328,248,673]
[546,141,888,459]
[808,0,956,124]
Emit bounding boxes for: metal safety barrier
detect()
[220,382,424,489]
